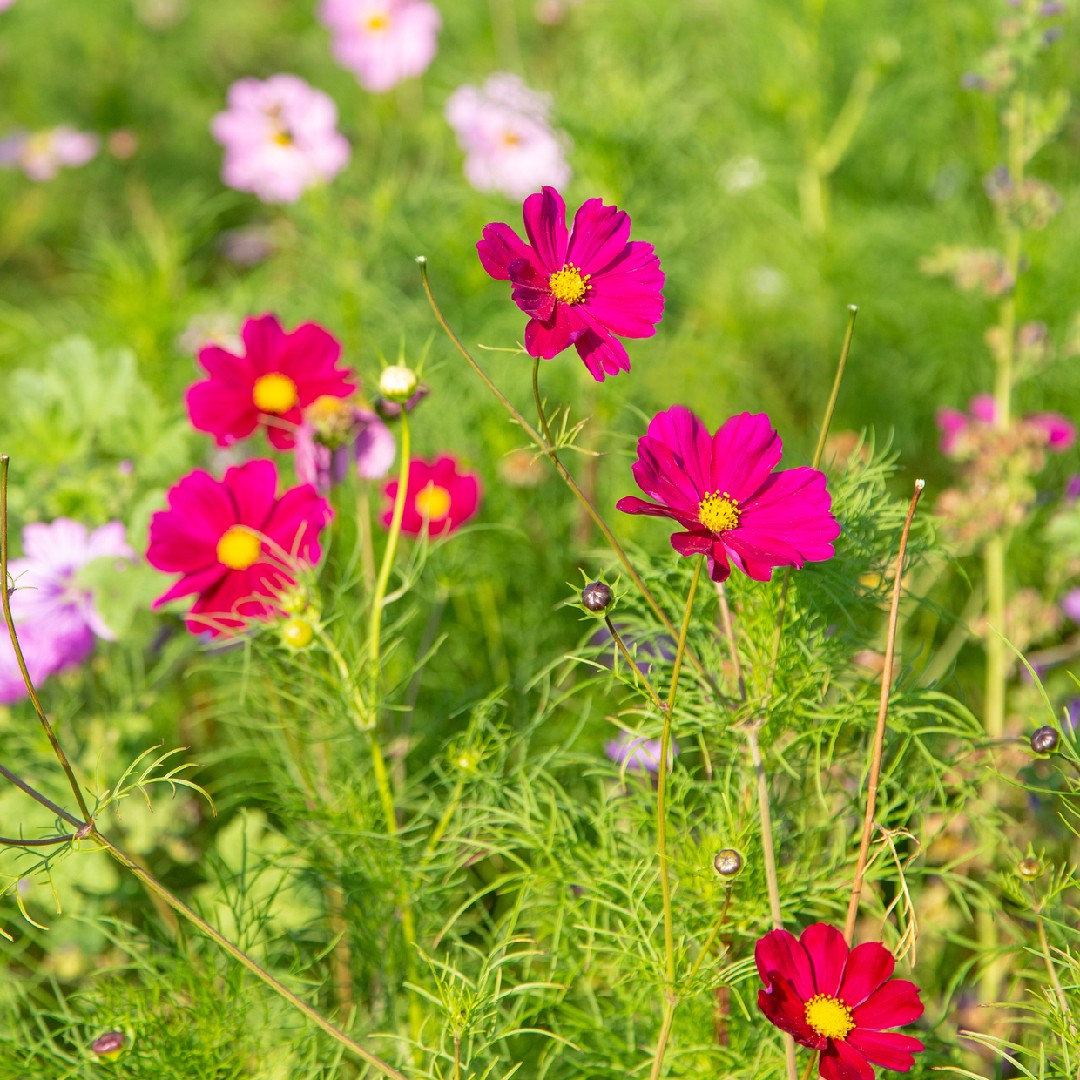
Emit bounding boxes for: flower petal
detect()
[710,412,783,499]
[524,303,583,359]
[644,406,714,497]
[565,197,631,274]
[846,1028,924,1070]
[186,380,260,447]
[584,240,665,336]
[820,1037,876,1080]
[521,186,569,269]
[477,222,536,281]
[221,460,281,531]
[756,928,816,1002]
[509,258,556,321]
[670,531,712,557]
[801,923,849,998]
[837,942,896,1010]
[573,320,631,381]
[756,972,820,1048]
[851,979,924,1030]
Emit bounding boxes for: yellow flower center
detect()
[217,526,262,570]
[698,491,741,533]
[804,994,856,1040]
[252,372,299,414]
[548,263,591,305]
[272,130,293,146]
[366,13,389,30]
[415,482,452,521]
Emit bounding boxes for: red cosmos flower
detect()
[186,313,356,450]
[756,923,924,1080]
[381,456,480,537]
[147,460,331,635]
[476,186,664,382]
[616,406,840,583]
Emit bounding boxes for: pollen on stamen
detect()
[548,264,590,305]
[698,491,741,533]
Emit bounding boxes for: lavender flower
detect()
[0,127,99,180]
[294,396,396,494]
[604,731,677,774]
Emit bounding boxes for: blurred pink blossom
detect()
[319,0,440,92]
[446,74,571,200]
[0,0,16,11]
[937,395,1075,458]
[0,126,99,180]
[211,75,350,203]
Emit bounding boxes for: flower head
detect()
[146,460,332,636]
[186,314,356,451]
[319,0,441,93]
[0,126,99,181]
[617,407,840,583]
[756,923,924,1080]
[211,75,349,203]
[477,186,665,381]
[2,519,134,703]
[604,731,677,774]
[381,456,480,537]
[446,74,571,200]
[294,395,396,493]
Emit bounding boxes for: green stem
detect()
[649,557,704,1080]
[96,832,408,1080]
[418,260,712,685]
[0,456,93,824]
[603,614,665,711]
[800,1050,819,1080]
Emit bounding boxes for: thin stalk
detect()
[0,761,84,828]
[95,833,409,1080]
[844,480,924,944]
[649,557,704,1080]
[1,456,93,824]
[417,260,709,683]
[800,1050,819,1080]
[603,614,665,711]
[0,831,76,847]
[1035,911,1077,1072]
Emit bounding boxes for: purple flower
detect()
[0,126,99,181]
[1028,412,1076,452]
[2,519,134,704]
[605,731,677,774]
[294,397,396,494]
[1062,589,1080,625]
[319,0,441,93]
[211,75,350,204]
[446,74,571,200]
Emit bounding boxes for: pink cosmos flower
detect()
[211,75,350,203]
[937,395,1075,457]
[446,74,571,201]
[186,314,356,451]
[294,395,396,493]
[319,0,441,93]
[616,407,840,583]
[147,460,331,636]
[478,186,665,381]
[2,519,133,703]
[0,126,99,181]
[756,923,924,1079]
[381,456,480,537]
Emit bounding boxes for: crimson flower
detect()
[381,456,480,537]
[477,186,664,382]
[147,460,331,635]
[756,923,924,1080]
[616,407,840,583]
[186,314,356,450]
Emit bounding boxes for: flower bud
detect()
[581,581,613,612]
[1030,725,1059,754]
[91,1031,127,1060]
[281,617,315,649]
[379,365,419,403]
[713,849,743,877]
[1017,856,1041,880]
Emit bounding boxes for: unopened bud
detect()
[713,849,743,877]
[379,365,419,403]
[91,1031,126,1060]
[1030,726,1059,754]
[1017,856,1041,880]
[281,617,315,650]
[581,582,613,612]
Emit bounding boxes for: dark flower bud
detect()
[713,849,743,877]
[91,1031,126,1060]
[1030,726,1059,754]
[1017,857,1041,880]
[581,581,613,612]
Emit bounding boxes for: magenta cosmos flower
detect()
[2,519,133,703]
[294,395,396,493]
[756,923,924,1080]
[319,0,441,93]
[616,407,840,583]
[446,74,571,200]
[381,456,480,537]
[0,126,99,181]
[477,186,665,382]
[147,460,331,636]
[186,314,356,451]
[211,75,349,203]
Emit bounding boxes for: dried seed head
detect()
[713,849,743,877]
[1030,726,1059,754]
[581,581,613,612]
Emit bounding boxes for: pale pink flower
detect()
[211,75,350,204]
[319,0,441,92]
[0,0,16,11]
[0,126,99,181]
[446,74,571,200]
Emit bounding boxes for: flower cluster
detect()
[2,520,133,703]
[0,126,99,181]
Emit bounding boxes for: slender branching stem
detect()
[844,479,924,945]
[648,556,703,1080]
[811,306,858,470]
[417,260,713,686]
[0,761,84,828]
[714,582,745,702]
[0,831,77,847]
[603,614,665,711]
[1,456,93,824]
